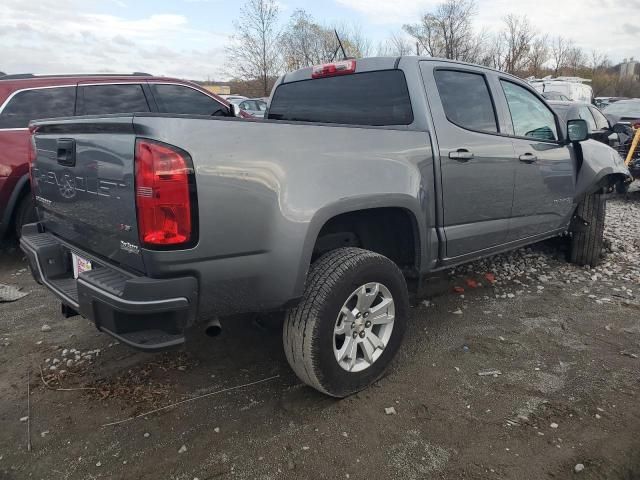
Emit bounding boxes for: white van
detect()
[529,77,593,103]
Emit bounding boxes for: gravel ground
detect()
[0,191,639,480]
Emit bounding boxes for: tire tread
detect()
[283,247,406,396]
[570,192,606,267]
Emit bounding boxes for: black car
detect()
[603,99,640,125]
[547,101,614,145]
[602,100,640,184]
[549,100,637,192]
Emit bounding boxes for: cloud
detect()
[0,0,231,80]
[335,0,438,24]
[338,0,640,63]
[622,23,640,35]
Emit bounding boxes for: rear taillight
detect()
[134,139,197,248]
[311,60,356,78]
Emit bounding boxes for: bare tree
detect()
[528,35,549,77]
[335,23,372,58]
[590,49,609,74]
[591,71,617,97]
[501,14,535,75]
[226,0,282,96]
[403,0,484,63]
[280,12,372,70]
[378,33,413,56]
[565,46,586,76]
[551,36,571,76]
[479,33,506,70]
[280,10,335,70]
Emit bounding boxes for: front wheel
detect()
[616,180,629,195]
[569,192,606,267]
[283,248,409,397]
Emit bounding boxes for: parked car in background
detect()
[238,98,268,118]
[219,95,248,104]
[23,57,630,398]
[594,97,624,109]
[542,92,570,101]
[603,99,640,124]
[602,100,640,190]
[548,100,616,145]
[0,73,241,239]
[529,77,593,103]
[549,100,635,193]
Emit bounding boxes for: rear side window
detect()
[268,70,413,126]
[240,100,267,112]
[0,87,75,128]
[150,84,228,116]
[501,81,558,141]
[80,84,150,115]
[434,70,498,133]
[590,107,609,130]
[578,106,596,131]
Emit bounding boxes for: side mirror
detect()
[229,103,242,117]
[567,119,588,142]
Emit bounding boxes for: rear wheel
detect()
[14,194,37,238]
[283,247,408,397]
[569,192,606,267]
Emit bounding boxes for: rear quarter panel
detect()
[133,116,434,316]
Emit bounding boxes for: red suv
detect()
[0,73,238,238]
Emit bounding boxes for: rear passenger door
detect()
[498,80,575,241]
[420,63,516,259]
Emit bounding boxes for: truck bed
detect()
[31,113,434,317]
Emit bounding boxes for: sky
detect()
[1,0,639,81]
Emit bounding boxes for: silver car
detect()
[238,99,268,118]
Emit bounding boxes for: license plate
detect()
[72,253,92,279]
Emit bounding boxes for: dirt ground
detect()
[1,193,639,480]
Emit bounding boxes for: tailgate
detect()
[31,116,145,273]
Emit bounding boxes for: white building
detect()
[620,58,639,80]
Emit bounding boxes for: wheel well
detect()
[312,208,419,273]
[9,181,31,227]
[601,173,629,192]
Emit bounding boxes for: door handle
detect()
[57,138,76,167]
[449,149,474,162]
[519,153,537,164]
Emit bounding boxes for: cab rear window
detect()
[268,70,413,126]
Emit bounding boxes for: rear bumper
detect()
[20,223,198,351]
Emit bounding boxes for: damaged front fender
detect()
[575,139,632,198]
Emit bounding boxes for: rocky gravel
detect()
[447,197,639,310]
[0,192,639,479]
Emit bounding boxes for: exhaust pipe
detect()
[204,317,222,337]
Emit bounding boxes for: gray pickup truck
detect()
[22,57,630,397]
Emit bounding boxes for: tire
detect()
[13,194,37,239]
[283,247,409,397]
[616,180,629,195]
[569,192,606,267]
